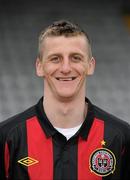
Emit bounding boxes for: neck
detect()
[43,93,87,128]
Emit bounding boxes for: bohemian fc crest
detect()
[89,148,116,177]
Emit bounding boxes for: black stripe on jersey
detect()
[53,134,78,180]
[7,121,29,180]
[94,105,129,180]
[0,105,36,180]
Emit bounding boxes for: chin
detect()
[55,91,79,101]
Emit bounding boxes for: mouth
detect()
[55,77,77,81]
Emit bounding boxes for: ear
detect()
[87,57,96,75]
[36,58,45,77]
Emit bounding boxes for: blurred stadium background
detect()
[0,0,130,123]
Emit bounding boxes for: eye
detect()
[50,56,60,63]
[71,55,83,62]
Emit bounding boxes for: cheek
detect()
[74,64,88,75]
[43,63,58,76]
[82,62,90,75]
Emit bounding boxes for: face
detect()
[36,35,95,101]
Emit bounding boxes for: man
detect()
[0,20,130,180]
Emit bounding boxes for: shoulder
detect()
[93,104,130,140]
[0,105,37,139]
[93,105,129,127]
[87,98,130,131]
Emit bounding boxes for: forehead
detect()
[42,35,89,56]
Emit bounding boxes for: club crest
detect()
[89,148,116,177]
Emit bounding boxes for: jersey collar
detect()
[36,97,95,140]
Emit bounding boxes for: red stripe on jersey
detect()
[4,142,10,178]
[78,118,104,180]
[26,116,53,180]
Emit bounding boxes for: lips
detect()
[55,77,77,81]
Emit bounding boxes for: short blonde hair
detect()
[38,20,92,59]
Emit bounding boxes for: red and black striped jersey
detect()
[0,97,130,180]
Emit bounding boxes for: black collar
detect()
[36,97,95,140]
[79,97,95,140]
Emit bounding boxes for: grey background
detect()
[0,0,130,123]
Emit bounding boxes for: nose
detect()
[60,59,71,74]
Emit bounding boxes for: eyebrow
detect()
[47,51,85,58]
[47,53,62,59]
[70,52,84,57]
